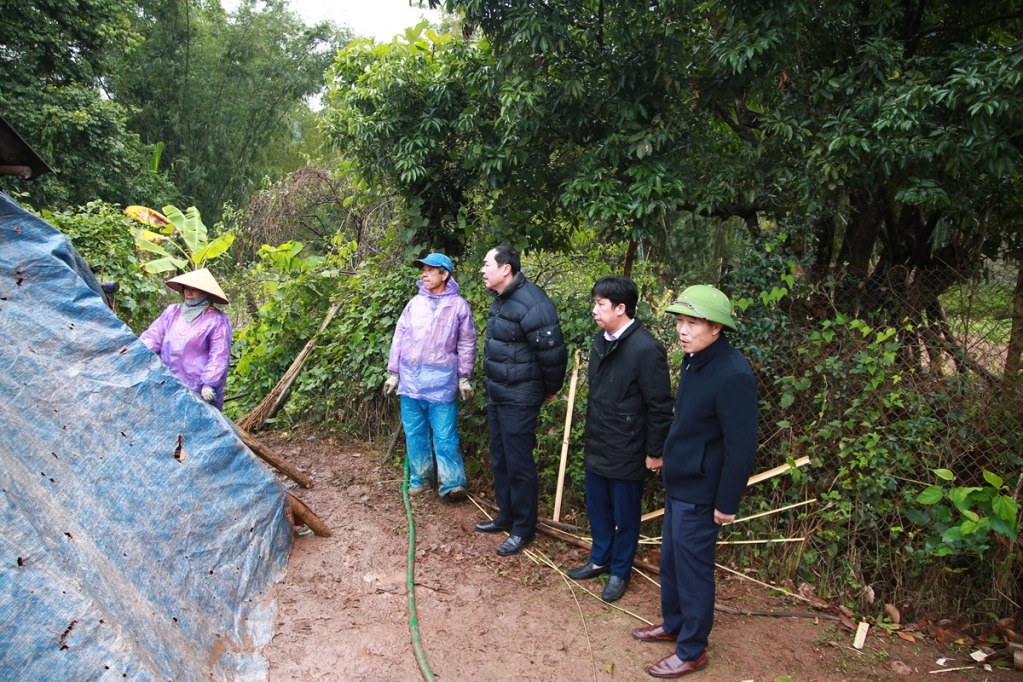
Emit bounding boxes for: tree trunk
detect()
[1003,252,1023,384]
[623,238,638,277]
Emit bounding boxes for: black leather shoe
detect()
[601,575,630,602]
[475,520,511,534]
[496,533,534,556]
[566,561,610,580]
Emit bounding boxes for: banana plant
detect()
[124,204,235,273]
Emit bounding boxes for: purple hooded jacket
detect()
[140,304,233,409]
[387,278,476,403]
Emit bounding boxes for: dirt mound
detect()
[263,429,985,681]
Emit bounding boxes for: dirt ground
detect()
[261,429,1004,682]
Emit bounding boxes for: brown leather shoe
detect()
[631,623,677,642]
[646,651,709,678]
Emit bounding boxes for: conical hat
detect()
[165,268,229,305]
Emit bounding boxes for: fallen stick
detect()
[715,562,831,609]
[473,495,583,533]
[532,520,663,576]
[641,456,813,522]
[639,536,806,546]
[715,605,839,621]
[553,349,582,523]
[747,455,812,486]
[285,491,331,537]
[531,515,836,621]
[716,537,806,545]
[235,425,313,488]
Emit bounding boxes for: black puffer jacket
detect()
[483,273,568,405]
[583,320,674,481]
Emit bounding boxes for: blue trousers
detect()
[487,402,542,536]
[584,470,644,580]
[400,396,466,496]
[660,496,720,661]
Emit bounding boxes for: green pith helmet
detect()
[664,285,737,331]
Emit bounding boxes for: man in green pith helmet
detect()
[632,285,758,679]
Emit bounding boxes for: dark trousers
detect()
[584,470,643,580]
[487,402,542,536]
[660,496,720,661]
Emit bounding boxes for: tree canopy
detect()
[382,1,1023,299]
[110,0,351,221]
[0,0,175,207]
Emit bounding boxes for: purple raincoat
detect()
[387,278,476,403]
[140,304,233,410]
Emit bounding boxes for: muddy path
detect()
[261,429,991,682]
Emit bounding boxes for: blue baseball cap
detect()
[412,253,453,273]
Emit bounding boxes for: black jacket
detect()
[483,273,568,405]
[661,334,758,514]
[583,319,674,481]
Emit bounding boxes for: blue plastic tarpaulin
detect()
[0,192,293,681]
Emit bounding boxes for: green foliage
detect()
[226,240,340,421]
[915,468,1020,557]
[0,0,177,208]
[129,205,235,273]
[42,202,167,333]
[110,0,351,222]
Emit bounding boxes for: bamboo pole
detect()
[641,456,812,522]
[553,349,582,523]
[285,491,331,537]
[730,498,817,525]
[638,536,806,546]
[235,424,313,488]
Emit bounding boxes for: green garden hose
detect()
[403,453,437,682]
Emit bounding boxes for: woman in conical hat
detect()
[139,268,233,410]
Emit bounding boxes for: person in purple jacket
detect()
[140,268,233,410]
[384,253,477,501]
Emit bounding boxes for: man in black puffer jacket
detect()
[474,245,568,556]
[565,276,673,602]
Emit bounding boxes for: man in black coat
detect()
[565,276,673,602]
[632,285,758,679]
[475,245,568,556]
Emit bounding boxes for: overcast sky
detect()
[289,0,443,42]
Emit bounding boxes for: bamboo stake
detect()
[717,537,805,545]
[730,498,817,525]
[641,456,812,522]
[638,537,805,546]
[553,349,582,523]
[746,455,812,486]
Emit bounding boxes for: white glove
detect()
[201,385,216,403]
[383,375,399,395]
[458,377,474,401]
